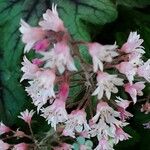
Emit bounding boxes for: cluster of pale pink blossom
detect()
[1,3,150,150]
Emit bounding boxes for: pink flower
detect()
[39,4,65,32]
[121,31,145,54]
[115,97,133,121]
[0,140,10,150]
[33,39,50,51]
[13,143,28,150]
[0,122,11,135]
[124,82,145,104]
[87,42,118,72]
[40,41,77,73]
[41,83,69,130]
[20,56,40,82]
[32,58,43,66]
[63,109,90,138]
[92,72,123,100]
[19,19,46,53]
[94,138,113,150]
[54,143,72,150]
[91,102,123,128]
[137,59,150,82]
[18,109,35,124]
[116,62,137,84]
[114,127,131,144]
[128,52,143,66]
[141,102,150,114]
[25,69,56,111]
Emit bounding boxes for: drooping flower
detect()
[0,140,10,150]
[137,59,150,82]
[19,19,46,53]
[25,69,56,111]
[63,109,90,138]
[114,127,131,144]
[116,62,137,84]
[18,109,35,124]
[12,143,28,150]
[0,122,11,135]
[94,138,114,150]
[89,101,129,149]
[141,102,150,114]
[121,31,145,54]
[39,4,65,32]
[92,72,124,100]
[87,42,118,72]
[41,82,69,130]
[128,52,143,66]
[124,82,145,104]
[40,41,77,74]
[20,56,40,82]
[115,97,133,121]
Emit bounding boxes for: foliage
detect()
[0,0,150,149]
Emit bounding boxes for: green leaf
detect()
[0,0,52,124]
[117,0,150,8]
[55,0,117,41]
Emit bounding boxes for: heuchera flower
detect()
[94,138,114,150]
[41,83,69,130]
[63,109,90,138]
[114,127,131,144]
[124,82,145,104]
[92,72,124,100]
[128,52,143,66]
[0,140,10,150]
[141,102,150,114]
[121,31,145,54]
[40,41,77,74]
[137,59,150,82]
[12,143,28,150]
[20,56,40,82]
[39,4,65,32]
[18,109,35,124]
[87,42,118,72]
[25,69,56,111]
[89,101,129,149]
[19,19,46,53]
[0,122,11,135]
[115,97,133,121]
[116,62,137,84]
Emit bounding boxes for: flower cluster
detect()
[0,110,34,150]
[17,3,150,150]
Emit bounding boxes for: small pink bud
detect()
[32,58,43,66]
[33,39,50,51]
